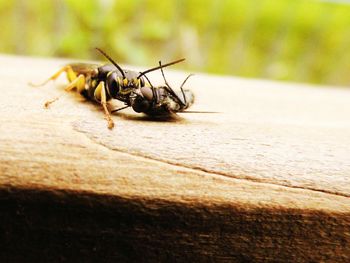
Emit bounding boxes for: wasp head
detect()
[130,94,150,113]
[107,71,146,98]
[129,86,155,113]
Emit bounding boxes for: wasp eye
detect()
[140,86,153,101]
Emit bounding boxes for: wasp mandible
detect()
[30,48,185,129]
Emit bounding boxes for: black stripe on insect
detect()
[30,48,186,129]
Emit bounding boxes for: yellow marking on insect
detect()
[116,77,122,86]
[77,75,86,92]
[123,78,128,86]
[119,87,132,95]
[91,80,97,88]
[94,81,103,101]
[67,67,78,82]
[64,74,85,92]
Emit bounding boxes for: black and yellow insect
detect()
[31,48,186,129]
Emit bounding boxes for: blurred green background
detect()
[1,0,350,86]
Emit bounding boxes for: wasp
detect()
[30,48,188,129]
[126,60,194,117]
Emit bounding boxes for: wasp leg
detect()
[43,97,60,108]
[95,81,114,129]
[29,65,77,87]
[64,74,85,92]
[179,74,194,105]
[44,74,85,108]
[158,61,186,106]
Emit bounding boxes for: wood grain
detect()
[0,54,349,262]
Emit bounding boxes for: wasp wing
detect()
[69,63,100,76]
[177,110,220,114]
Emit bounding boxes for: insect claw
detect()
[107,118,114,129]
[43,97,59,108]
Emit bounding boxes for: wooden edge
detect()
[1,186,349,262]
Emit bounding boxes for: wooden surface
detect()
[0,54,350,262]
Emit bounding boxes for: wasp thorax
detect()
[123,78,128,86]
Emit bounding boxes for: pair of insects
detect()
[31,48,195,129]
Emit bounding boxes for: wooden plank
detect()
[0,54,349,262]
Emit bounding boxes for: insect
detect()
[126,60,195,117]
[30,48,187,129]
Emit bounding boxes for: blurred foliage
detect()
[1,0,350,86]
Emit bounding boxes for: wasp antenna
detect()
[179,74,194,90]
[178,74,194,105]
[158,60,186,107]
[111,105,130,113]
[137,58,185,79]
[142,74,154,88]
[158,60,172,90]
[95,48,125,78]
[142,74,158,102]
[178,110,221,114]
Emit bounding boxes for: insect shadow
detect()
[112,107,187,123]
